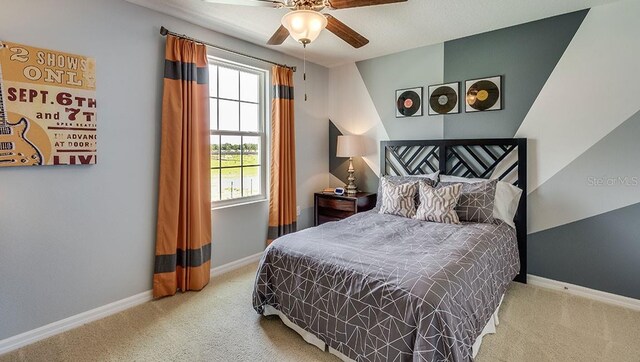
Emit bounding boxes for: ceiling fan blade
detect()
[324,15,369,48]
[327,0,407,9]
[267,25,290,45]
[202,0,282,7]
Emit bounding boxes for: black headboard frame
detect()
[380,138,527,284]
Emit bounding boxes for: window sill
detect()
[211,198,268,211]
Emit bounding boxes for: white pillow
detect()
[439,175,522,228]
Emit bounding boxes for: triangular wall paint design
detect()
[528,109,640,233]
[517,0,640,192]
[443,10,587,139]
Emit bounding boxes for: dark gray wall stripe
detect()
[268,223,297,240]
[329,120,379,193]
[442,10,588,139]
[154,243,212,274]
[273,85,294,100]
[164,60,208,84]
[529,202,640,299]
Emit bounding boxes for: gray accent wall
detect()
[0,0,328,341]
[442,10,587,139]
[529,203,640,299]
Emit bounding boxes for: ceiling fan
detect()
[202,0,408,48]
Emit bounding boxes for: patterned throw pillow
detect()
[414,181,462,224]
[379,178,418,218]
[438,179,498,223]
[375,174,438,209]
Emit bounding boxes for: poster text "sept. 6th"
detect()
[6,87,96,122]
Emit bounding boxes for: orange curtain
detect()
[153,35,211,299]
[267,66,297,244]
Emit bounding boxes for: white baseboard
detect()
[528,274,640,311]
[0,251,265,356]
[210,251,263,278]
[0,290,153,356]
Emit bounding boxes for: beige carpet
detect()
[2,264,639,362]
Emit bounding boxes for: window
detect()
[209,59,267,206]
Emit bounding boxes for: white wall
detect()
[0,0,328,340]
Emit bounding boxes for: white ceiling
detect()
[126,0,619,68]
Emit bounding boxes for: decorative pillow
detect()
[414,181,461,224]
[439,175,522,228]
[375,173,438,208]
[378,179,418,218]
[438,179,497,223]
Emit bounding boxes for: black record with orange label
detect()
[396,90,421,116]
[466,80,500,111]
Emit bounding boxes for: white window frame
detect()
[209,56,268,209]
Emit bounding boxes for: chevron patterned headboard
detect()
[380,138,528,283]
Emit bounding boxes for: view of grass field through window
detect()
[209,62,264,202]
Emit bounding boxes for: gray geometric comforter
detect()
[252,211,519,362]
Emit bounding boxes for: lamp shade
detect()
[336,135,364,158]
[281,10,327,45]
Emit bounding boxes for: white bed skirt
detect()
[263,295,504,361]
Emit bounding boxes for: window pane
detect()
[209,65,217,98]
[211,169,220,202]
[221,167,241,200]
[243,166,260,197]
[240,71,259,103]
[219,67,239,100]
[220,135,241,167]
[219,100,239,131]
[210,98,218,130]
[243,136,260,166]
[210,135,220,168]
[240,102,259,132]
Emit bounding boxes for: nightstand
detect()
[314,192,377,226]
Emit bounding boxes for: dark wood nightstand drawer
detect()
[317,197,355,212]
[314,192,377,226]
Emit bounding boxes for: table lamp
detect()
[336,135,364,195]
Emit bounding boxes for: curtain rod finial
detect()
[160,26,168,36]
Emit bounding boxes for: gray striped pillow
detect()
[414,181,462,224]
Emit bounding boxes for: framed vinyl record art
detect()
[465,76,502,113]
[428,82,460,115]
[395,87,423,118]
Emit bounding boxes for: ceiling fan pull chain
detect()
[303,43,308,102]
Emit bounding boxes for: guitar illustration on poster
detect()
[0,40,96,168]
[0,61,44,166]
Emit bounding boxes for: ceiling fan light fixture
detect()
[281,10,327,45]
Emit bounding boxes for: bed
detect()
[253,139,527,361]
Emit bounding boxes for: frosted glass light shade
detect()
[281,10,327,45]
[336,135,364,157]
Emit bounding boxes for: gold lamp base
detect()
[345,157,357,195]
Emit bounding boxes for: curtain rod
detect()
[160,26,296,72]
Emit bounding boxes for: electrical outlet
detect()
[296,205,301,216]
